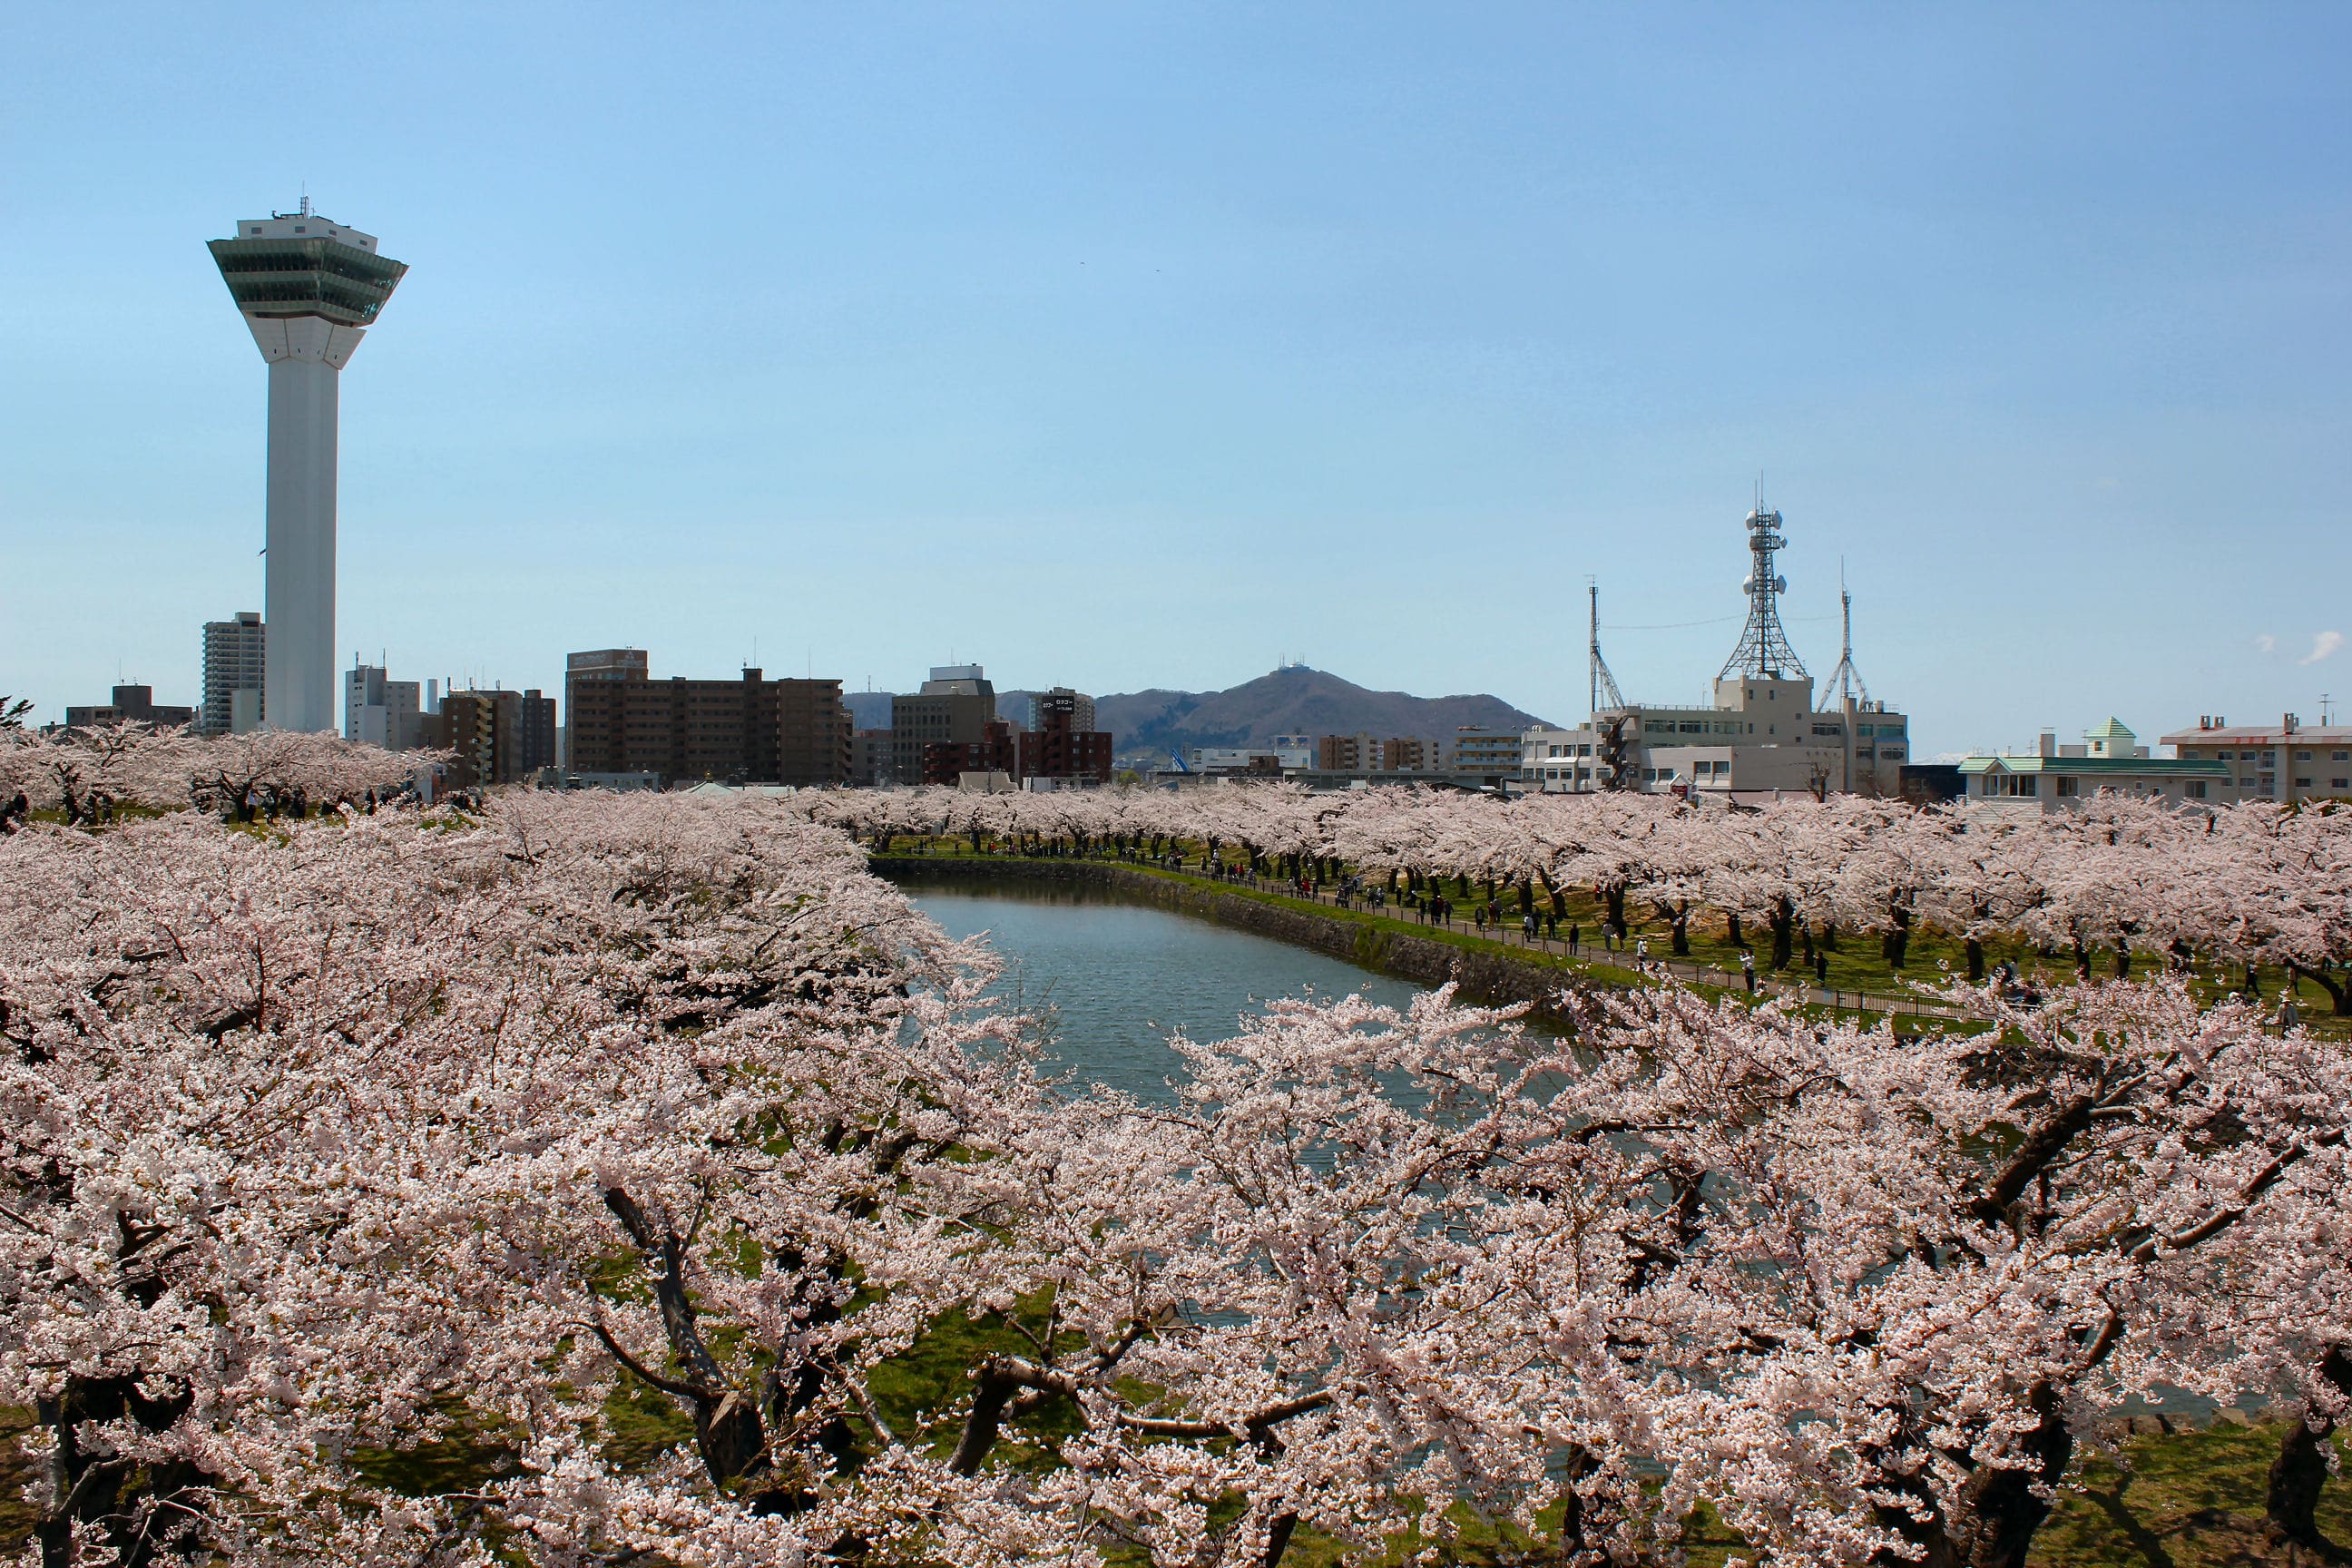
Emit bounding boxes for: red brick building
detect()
[922,718,1017,786]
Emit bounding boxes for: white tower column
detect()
[211,207,406,733]
[262,348,341,733]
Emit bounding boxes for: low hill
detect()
[1094,666,1550,760]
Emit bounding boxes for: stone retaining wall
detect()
[871,857,1594,1024]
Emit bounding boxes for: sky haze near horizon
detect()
[4,3,2348,756]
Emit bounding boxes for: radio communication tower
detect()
[1588,578,1626,722]
[1825,563,1870,707]
[1719,497,1808,681]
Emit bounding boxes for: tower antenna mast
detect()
[1719,494,1809,681]
[1588,577,1626,723]
[1826,558,1870,706]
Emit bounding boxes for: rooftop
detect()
[1957,754,2229,777]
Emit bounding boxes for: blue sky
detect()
[4,3,2347,756]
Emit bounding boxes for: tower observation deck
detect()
[1719,502,1808,681]
[209,202,407,733]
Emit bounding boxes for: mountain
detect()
[842,667,1551,761]
[843,691,895,730]
[1093,665,1551,760]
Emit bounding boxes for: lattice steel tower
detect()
[208,201,407,732]
[1719,500,1808,681]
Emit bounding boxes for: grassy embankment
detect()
[878,838,2351,1034]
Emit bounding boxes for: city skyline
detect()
[5,5,2349,757]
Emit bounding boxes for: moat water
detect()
[906,879,1419,1102]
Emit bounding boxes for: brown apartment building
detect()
[564,652,850,787]
[1018,689,1113,784]
[431,687,559,789]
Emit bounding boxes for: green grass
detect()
[12,1398,2352,1563]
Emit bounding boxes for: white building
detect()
[1958,719,2229,814]
[344,660,426,750]
[1522,677,1909,797]
[209,202,407,732]
[1185,740,1314,774]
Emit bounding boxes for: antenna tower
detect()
[1588,579,1626,720]
[1719,497,1808,681]
[1825,562,1869,706]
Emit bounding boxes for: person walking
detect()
[1567,923,1580,956]
[1635,936,1649,971]
[1742,950,1758,995]
[1815,950,1828,987]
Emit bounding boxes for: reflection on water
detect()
[908,879,1421,1102]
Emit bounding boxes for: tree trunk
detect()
[1662,901,1690,956]
[2268,1347,2352,1554]
[1965,936,1985,984]
[1770,897,1795,970]
[2289,962,2351,1017]
[1875,1384,2072,1568]
[1727,911,1744,947]
[1601,884,1627,936]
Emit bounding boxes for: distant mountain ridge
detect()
[1095,666,1549,759]
[845,667,1550,760]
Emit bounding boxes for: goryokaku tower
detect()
[208,201,407,733]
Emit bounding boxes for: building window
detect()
[2056,776,2079,797]
[2297,778,2313,789]
[2188,780,2208,799]
[2298,750,2315,761]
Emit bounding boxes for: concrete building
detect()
[1318,733,1377,771]
[209,202,407,733]
[851,729,893,787]
[563,649,648,772]
[201,612,267,736]
[344,661,425,750]
[64,686,195,731]
[892,665,997,786]
[1383,736,1431,771]
[1523,682,1910,798]
[1028,687,1096,736]
[564,653,850,787]
[440,689,524,790]
[1018,690,1114,785]
[1185,740,1314,775]
[924,719,1017,787]
[1449,728,1523,779]
[1959,720,2229,813]
[517,690,558,776]
[2161,714,2352,804]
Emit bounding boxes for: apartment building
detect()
[564,653,850,788]
[2161,714,2352,804]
